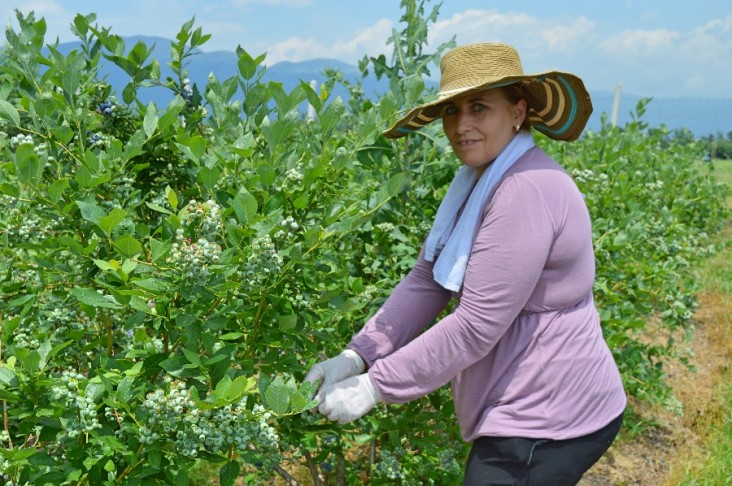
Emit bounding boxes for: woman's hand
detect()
[303,349,365,395]
[319,373,381,424]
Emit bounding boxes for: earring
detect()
[515,124,521,132]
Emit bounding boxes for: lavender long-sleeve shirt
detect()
[348,147,626,442]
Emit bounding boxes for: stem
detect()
[253,293,267,328]
[303,449,322,486]
[272,463,299,486]
[105,310,113,356]
[336,455,346,486]
[0,321,12,450]
[115,458,145,485]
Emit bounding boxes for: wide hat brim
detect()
[382,44,593,141]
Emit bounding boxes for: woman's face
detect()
[441,88,526,176]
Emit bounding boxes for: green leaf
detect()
[14,144,44,185]
[47,178,69,203]
[1,447,36,461]
[70,288,122,309]
[22,350,41,373]
[143,102,158,138]
[145,202,173,215]
[93,259,116,271]
[77,200,105,225]
[36,340,53,370]
[116,376,134,403]
[0,389,18,402]
[0,364,18,387]
[237,50,261,80]
[197,166,221,190]
[319,96,345,135]
[175,135,206,163]
[132,278,168,292]
[0,99,20,127]
[264,376,290,414]
[159,355,187,376]
[232,133,255,156]
[278,314,297,331]
[288,388,308,413]
[149,238,170,262]
[98,207,127,237]
[219,460,240,486]
[226,376,256,402]
[123,129,146,161]
[165,185,179,210]
[258,375,272,403]
[113,235,143,258]
[232,187,258,224]
[147,450,161,469]
[8,294,34,308]
[0,183,20,198]
[387,171,410,197]
[183,348,202,367]
[28,452,57,467]
[219,332,244,340]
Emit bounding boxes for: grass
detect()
[664,159,732,485]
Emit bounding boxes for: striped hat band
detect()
[383,42,593,141]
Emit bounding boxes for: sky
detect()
[2,0,732,100]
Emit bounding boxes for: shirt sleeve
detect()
[347,248,453,369]
[368,174,557,403]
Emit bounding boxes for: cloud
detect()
[598,28,679,57]
[674,15,732,95]
[591,15,732,97]
[262,18,392,64]
[538,16,595,53]
[428,9,536,47]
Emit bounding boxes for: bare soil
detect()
[579,287,732,486]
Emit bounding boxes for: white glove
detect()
[303,349,365,394]
[318,373,382,424]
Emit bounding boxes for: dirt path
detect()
[579,222,732,486]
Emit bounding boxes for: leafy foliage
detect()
[0,2,729,485]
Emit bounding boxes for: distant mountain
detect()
[36,37,732,137]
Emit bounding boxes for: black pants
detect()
[463,412,624,486]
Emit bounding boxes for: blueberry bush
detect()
[0,1,728,485]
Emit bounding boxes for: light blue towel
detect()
[424,132,536,291]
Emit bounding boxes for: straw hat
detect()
[383,43,593,141]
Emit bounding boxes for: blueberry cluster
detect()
[104,406,127,437]
[167,199,224,285]
[97,100,115,116]
[50,370,101,439]
[9,133,33,148]
[280,167,303,190]
[1,194,62,244]
[8,315,40,350]
[179,199,222,239]
[273,216,299,240]
[373,447,403,480]
[0,456,16,486]
[239,234,284,294]
[570,168,609,187]
[139,380,279,458]
[101,176,136,210]
[167,237,222,285]
[44,304,87,341]
[181,78,193,102]
[87,131,104,147]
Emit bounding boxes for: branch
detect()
[272,463,299,486]
[304,449,323,486]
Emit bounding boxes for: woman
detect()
[305,42,626,485]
